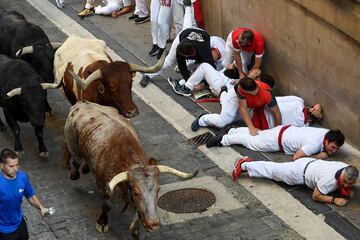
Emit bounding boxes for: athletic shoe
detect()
[167,77,179,88]
[231,156,252,182]
[191,113,205,132]
[148,45,160,56]
[134,16,150,24]
[205,135,223,148]
[128,14,138,20]
[140,75,150,88]
[173,82,191,97]
[78,7,94,17]
[156,48,165,59]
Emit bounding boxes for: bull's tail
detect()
[63,141,71,170]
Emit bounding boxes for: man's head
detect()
[177,42,196,58]
[238,29,254,47]
[0,148,19,179]
[307,104,323,123]
[239,77,258,95]
[323,130,345,155]
[340,166,358,189]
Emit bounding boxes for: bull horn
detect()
[15,46,33,57]
[6,88,22,98]
[69,69,103,90]
[128,50,166,73]
[40,82,62,90]
[51,42,62,49]
[107,171,128,193]
[157,165,198,179]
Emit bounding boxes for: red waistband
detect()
[278,125,291,152]
[303,107,308,124]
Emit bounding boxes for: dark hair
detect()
[0,148,18,164]
[240,30,254,44]
[344,166,359,181]
[325,129,345,146]
[239,77,257,91]
[259,74,275,88]
[177,42,196,56]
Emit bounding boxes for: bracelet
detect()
[331,196,335,204]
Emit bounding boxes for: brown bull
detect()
[54,36,165,118]
[63,100,197,239]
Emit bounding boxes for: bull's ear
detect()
[149,158,157,165]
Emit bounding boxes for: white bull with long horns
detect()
[54,36,165,118]
[63,100,197,239]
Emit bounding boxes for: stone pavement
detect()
[0,0,358,239]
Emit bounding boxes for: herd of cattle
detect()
[0,9,197,238]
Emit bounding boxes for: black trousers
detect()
[0,218,29,240]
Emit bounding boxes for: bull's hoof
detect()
[96,222,109,233]
[39,151,49,158]
[70,170,80,180]
[81,164,91,174]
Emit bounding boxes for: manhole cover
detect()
[158,188,216,213]
[188,132,213,147]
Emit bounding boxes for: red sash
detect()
[193,1,205,29]
[277,125,291,152]
[239,81,272,130]
[303,107,308,124]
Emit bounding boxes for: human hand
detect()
[317,152,329,159]
[193,84,203,91]
[249,127,261,136]
[40,207,48,217]
[248,69,262,79]
[230,79,240,85]
[334,198,348,207]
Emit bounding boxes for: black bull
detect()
[0,55,59,156]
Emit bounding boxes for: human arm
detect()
[293,149,329,160]
[268,105,282,127]
[249,57,262,73]
[312,187,347,207]
[234,53,245,79]
[28,195,48,216]
[176,53,191,80]
[238,99,260,135]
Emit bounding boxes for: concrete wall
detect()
[202,0,360,148]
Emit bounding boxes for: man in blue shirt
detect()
[0,148,48,239]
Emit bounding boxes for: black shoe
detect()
[206,135,223,148]
[134,16,150,24]
[191,113,205,132]
[220,85,228,96]
[215,125,232,136]
[156,48,165,59]
[167,77,179,88]
[148,45,160,56]
[140,75,150,87]
[128,14,138,20]
[183,0,192,6]
[173,82,192,97]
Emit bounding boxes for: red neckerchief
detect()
[303,107,308,124]
[335,168,351,196]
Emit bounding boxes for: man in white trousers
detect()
[223,27,265,79]
[140,0,225,87]
[128,0,150,24]
[231,156,358,207]
[78,0,131,17]
[207,126,345,160]
[173,0,197,35]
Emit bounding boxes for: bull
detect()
[54,36,165,118]
[63,100,197,239]
[0,55,60,156]
[0,9,60,82]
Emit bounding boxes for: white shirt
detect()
[305,160,348,194]
[265,96,308,128]
[210,36,226,70]
[282,126,329,155]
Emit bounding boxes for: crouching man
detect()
[232,156,358,206]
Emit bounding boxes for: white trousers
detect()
[221,125,283,151]
[146,5,194,79]
[150,0,172,49]
[94,0,127,15]
[223,33,254,73]
[245,158,313,186]
[173,1,197,35]
[210,36,226,71]
[134,0,148,17]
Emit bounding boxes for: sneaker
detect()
[167,77,179,88]
[191,113,205,132]
[173,82,192,97]
[206,135,223,148]
[140,75,150,88]
[174,65,180,73]
[128,14,138,20]
[231,156,252,182]
[148,44,160,56]
[55,0,64,8]
[78,7,94,17]
[134,16,150,24]
[156,48,165,59]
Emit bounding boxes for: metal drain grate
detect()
[158,188,216,213]
[188,132,213,147]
